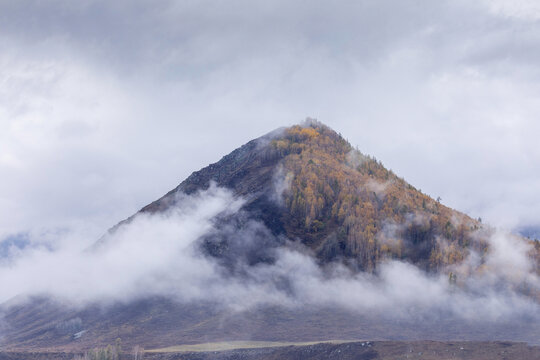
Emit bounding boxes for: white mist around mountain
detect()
[0,186,538,325]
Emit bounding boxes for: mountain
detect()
[1,120,539,354]
[108,119,483,273]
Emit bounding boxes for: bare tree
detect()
[133,345,144,360]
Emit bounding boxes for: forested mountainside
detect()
[3,120,539,353]
[119,120,529,274]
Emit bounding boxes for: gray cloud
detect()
[1,1,540,245]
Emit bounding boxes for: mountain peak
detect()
[125,120,483,273]
[5,121,539,352]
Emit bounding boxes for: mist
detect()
[0,186,538,326]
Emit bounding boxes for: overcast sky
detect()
[1,0,540,241]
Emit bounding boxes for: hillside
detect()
[123,120,485,273]
[1,120,539,353]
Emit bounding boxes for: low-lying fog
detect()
[0,186,538,328]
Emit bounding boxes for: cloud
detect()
[1,0,540,241]
[0,186,244,304]
[0,187,538,327]
[482,0,540,20]
[0,2,539,344]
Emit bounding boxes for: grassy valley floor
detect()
[142,341,540,360]
[3,340,539,360]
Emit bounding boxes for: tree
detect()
[448,272,457,286]
[133,345,144,360]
